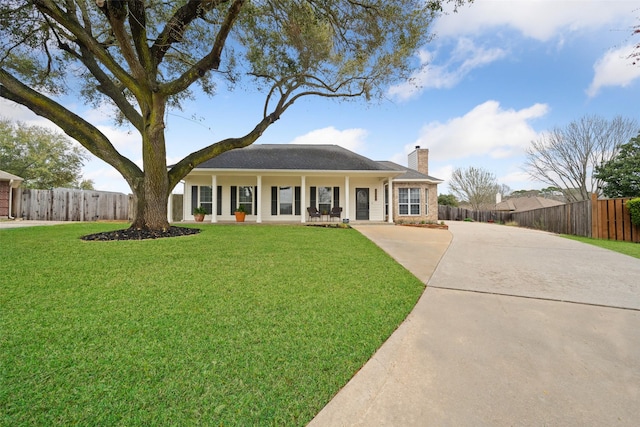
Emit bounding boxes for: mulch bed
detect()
[81,226,201,241]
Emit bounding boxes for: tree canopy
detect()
[594,132,640,198]
[524,115,638,202]
[448,166,500,211]
[437,193,459,207]
[0,118,93,189]
[0,0,470,232]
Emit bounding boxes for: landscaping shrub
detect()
[627,197,640,226]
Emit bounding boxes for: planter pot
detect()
[194,213,205,222]
[235,211,246,222]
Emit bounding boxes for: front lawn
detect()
[562,235,640,259]
[0,223,424,426]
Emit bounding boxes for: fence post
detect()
[591,193,599,239]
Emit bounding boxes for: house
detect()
[494,196,565,213]
[0,170,23,219]
[178,144,442,223]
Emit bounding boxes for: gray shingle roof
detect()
[377,161,443,182]
[195,144,396,171]
[494,196,565,212]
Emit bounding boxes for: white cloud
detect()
[0,99,62,131]
[435,0,635,42]
[389,38,506,100]
[586,44,640,97]
[288,126,368,153]
[408,100,549,161]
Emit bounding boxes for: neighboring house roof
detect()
[377,161,443,183]
[0,170,24,188]
[494,196,564,212]
[0,170,23,181]
[195,144,396,172]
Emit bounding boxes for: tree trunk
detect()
[130,180,170,230]
[130,96,171,231]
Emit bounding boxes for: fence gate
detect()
[591,194,639,243]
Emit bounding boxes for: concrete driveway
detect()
[309,222,640,426]
[0,220,69,228]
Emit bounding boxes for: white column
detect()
[211,175,218,223]
[387,179,394,223]
[344,176,350,221]
[167,191,173,223]
[301,175,307,223]
[256,175,262,223]
[182,180,187,221]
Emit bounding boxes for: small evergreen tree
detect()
[595,132,640,198]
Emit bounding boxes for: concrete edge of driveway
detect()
[0,220,70,228]
[308,224,453,426]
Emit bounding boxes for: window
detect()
[318,186,332,214]
[279,186,293,215]
[199,186,213,214]
[272,186,301,215]
[191,185,213,215]
[238,186,253,214]
[398,188,421,215]
[424,189,429,215]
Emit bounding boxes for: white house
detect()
[178,144,441,223]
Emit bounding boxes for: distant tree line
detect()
[0,118,94,190]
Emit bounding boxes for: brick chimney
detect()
[408,146,429,175]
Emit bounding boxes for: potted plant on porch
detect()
[235,205,246,222]
[193,206,207,222]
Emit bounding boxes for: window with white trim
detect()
[238,186,253,214]
[279,186,293,215]
[318,186,332,214]
[398,188,421,215]
[200,186,213,214]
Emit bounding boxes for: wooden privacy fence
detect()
[438,205,513,223]
[510,200,591,237]
[19,188,131,221]
[439,196,637,242]
[591,194,639,243]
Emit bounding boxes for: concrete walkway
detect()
[309,222,640,426]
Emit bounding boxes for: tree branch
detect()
[160,0,244,96]
[167,111,280,192]
[151,0,229,69]
[0,67,142,188]
[34,0,143,99]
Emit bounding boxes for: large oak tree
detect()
[0,0,468,232]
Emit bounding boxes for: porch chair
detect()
[329,206,342,221]
[307,206,321,221]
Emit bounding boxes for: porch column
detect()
[256,175,262,223]
[211,175,218,223]
[387,179,394,223]
[301,175,307,223]
[344,176,350,221]
[182,180,187,222]
[167,191,173,223]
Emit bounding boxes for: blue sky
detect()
[2,0,639,195]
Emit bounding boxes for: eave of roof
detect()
[0,170,24,182]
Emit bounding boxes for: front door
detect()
[356,188,369,220]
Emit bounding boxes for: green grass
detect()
[562,235,640,259]
[0,223,424,426]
